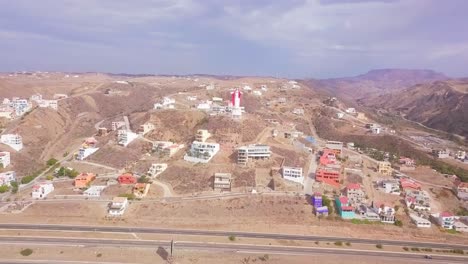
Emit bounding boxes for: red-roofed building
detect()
[74,173,96,188]
[400,178,421,191]
[335,196,355,219]
[118,173,137,184]
[319,150,338,166]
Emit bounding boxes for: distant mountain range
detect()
[358,79,468,138]
[308,69,448,99]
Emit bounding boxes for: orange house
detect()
[74,173,96,188]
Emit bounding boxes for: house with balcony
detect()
[147,163,168,178]
[345,183,365,205]
[380,179,400,195]
[138,122,155,136]
[237,144,271,165]
[1,134,23,151]
[31,181,54,199]
[410,213,432,228]
[373,202,396,223]
[108,197,128,216]
[184,141,220,163]
[432,149,450,159]
[117,130,138,147]
[0,171,16,186]
[281,166,304,185]
[0,151,10,168]
[213,173,232,192]
[335,196,355,219]
[405,190,431,211]
[74,173,96,188]
[433,212,455,229]
[84,185,107,197]
[152,141,184,157]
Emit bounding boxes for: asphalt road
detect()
[0,223,467,250]
[0,236,467,263]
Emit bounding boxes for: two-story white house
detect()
[31,181,54,199]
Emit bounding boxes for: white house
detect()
[292,108,304,115]
[147,163,168,177]
[38,100,58,110]
[410,214,432,228]
[76,146,99,160]
[111,121,126,131]
[84,185,107,197]
[31,181,54,199]
[154,97,175,109]
[253,90,262,96]
[237,144,271,165]
[282,167,304,185]
[433,212,455,229]
[381,180,400,195]
[10,98,31,116]
[371,127,381,134]
[345,108,356,114]
[336,112,344,119]
[184,141,220,163]
[108,197,128,216]
[0,171,16,186]
[197,102,212,110]
[0,151,10,168]
[1,134,23,151]
[117,130,138,147]
[138,122,155,136]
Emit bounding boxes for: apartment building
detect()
[345,183,365,204]
[184,141,220,163]
[237,144,271,165]
[0,171,16,186]
[378,161,392,176]
[325,141,343,155]
[315,168,340,186]
[213,173,232,191]
[281,167,304,185]
[0,134,23,151]
[0,151,10,168]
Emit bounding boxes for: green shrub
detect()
[228,235,236,241]
[394,220,403,227]
[46,158,58,166]
[0,185,10,193]
[345,242,351,246]
[403,247,409,251]
[10,181,18,193]
[376,244,383,249]
[452,249,464,255]
[21,175,35,184]
[334,241,343,246]
[20,248,33,256]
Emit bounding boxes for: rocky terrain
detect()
[359,79,468,138]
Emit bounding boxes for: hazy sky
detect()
[1,0,467,78]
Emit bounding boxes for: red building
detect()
[117,173,137,184]
[315,168,340,187]
[319,149,338,166]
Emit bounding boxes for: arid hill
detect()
[308,69,447,100]
[358,80,468,137]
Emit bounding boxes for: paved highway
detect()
[0,236,467,263]
[0,223,467,250]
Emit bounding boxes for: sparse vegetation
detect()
[20,248,33,256]
[334,241,343,246]
[394,220,403,227]
[345,242,351,246]
[118,193,136,200]
[10,181,18,193]
[0,185,10,193]
[403,247,409,251]
[376,244,383,249]
[46,158,58,166]
[228,235,236,241]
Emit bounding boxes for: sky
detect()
[1,0,467,78]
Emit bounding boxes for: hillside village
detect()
[0,71,468,240]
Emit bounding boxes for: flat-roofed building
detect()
[237,144,271,165]
[282,166,304,185]
[213,173,232,191]
[325,140,343,155]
